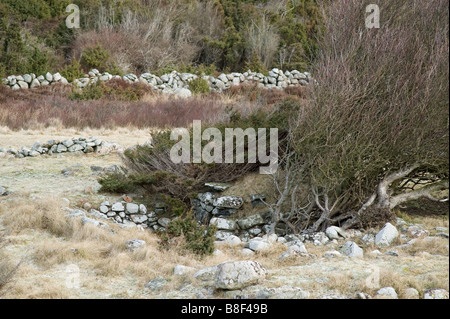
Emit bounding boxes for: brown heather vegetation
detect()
[0,80,309,131]
[0,0,448,300]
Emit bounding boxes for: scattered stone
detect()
[279,242,308,260]
[312,232,329,245]
[157,217,171,228]
[376,287,398,299]
[362,233,375,245]
[174,264,196,276]
[241,248,255,256]
[145,277,168,291]
[248,238,271,252]
[214,260,267,290]
[424,289,449,299]
[323,250,342,258]
[256,286,310,299]
[386,250,399,257]
[407,225,430,239]
[194,266,218,282]
[325,226,347,240]
[375,222,399,247]
[0,186,8,196]
[340,241,364,258]
[404,288,420,299]
[125,239,146,251]
[224,235,242,247]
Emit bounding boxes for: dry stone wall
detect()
[1,68,313,95]
[0,137,123,158]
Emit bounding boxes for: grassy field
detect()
[0,132,448,298]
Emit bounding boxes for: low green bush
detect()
[81,44,110,71]
[244,51,268,75]
[164,213,216,256]
[60,57,84,83]
[188,77,210,94]
[98,172,135,193]
[69,82,105,101]
[69,79,152,101]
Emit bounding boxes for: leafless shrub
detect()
[244,17,280,69]
[0,82,228,130]
[270,0,449,232]
[74,0,224,73]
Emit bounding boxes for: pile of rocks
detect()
[2,68,312,94]
[65,194,449,299]
[192,191,287,240]
[207,68,311,91]
[1,72,68,90]
[89,200,169,230]
[0,137,123,158]
[71,185,448,261]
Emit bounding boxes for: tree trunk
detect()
[343,165,447,229]
[375,164,420,208]
[389,181,449,209]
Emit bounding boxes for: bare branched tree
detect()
[244,17,280,69]
[267,0,449,233]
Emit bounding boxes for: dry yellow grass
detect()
[0,192,308,298]
[0,126,152,150]
[402,237,449,256]
[0,128,448,299]
[396,210,449,231]
[1,193,448,299]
